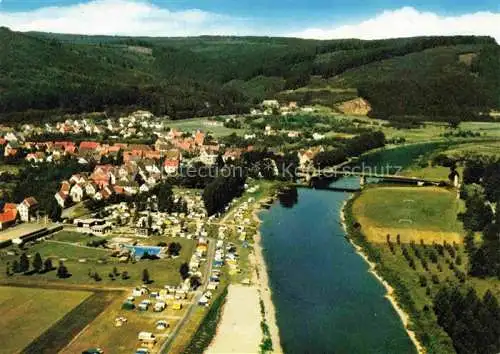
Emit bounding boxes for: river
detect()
[259,143,446,354]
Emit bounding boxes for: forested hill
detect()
[1,26,499,122]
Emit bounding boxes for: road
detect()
[158,237,216,353]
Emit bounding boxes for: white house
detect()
[312,133,325,141]
[85,183,99,197]
[55,191,68,208]
[198,150,217,166]
[17,197,38,222]
[262,100,279,108]
[70,184,85,203]
[164,159,180,175]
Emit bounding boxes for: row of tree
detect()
[458,158,500,278]
[433,286,500,354]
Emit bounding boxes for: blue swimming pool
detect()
[127,245,163,258]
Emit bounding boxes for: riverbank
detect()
[206,285,261,353]
[340,198,425,354]
[207,185,283,353]
[252,203,283,353]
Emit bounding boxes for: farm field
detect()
[164,117,246,137]
[401,165,456,181]
[381,121,500,142]
[353,186,463,244]
[0,232,195,287]
[0,286,92,353]
[438,140,500,157]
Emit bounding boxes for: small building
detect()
[171,302,182,310]
[153,301,166,312]
[138,331,156,343]
[70,184,85,203]
[0,203,18,230]
[54,191,68,208]
[17,197,38,222]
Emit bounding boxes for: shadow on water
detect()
[278,186,299,208]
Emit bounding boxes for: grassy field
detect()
[0,286,92,353]
[401,165,457,181]
[164,118,246,137]
[438,140,500,157]
[0,234,195,287]
[381,121,500,142]
[353,186,463,244]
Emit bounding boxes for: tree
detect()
[48,198,62,221]
[215,154,225,168]
[43,258,53,272]
[32,252,43,273]
[190,275,202,289]
[167,242,182,257]
[57,261,69,278]
[464,231,475,254]
[142,268,151,284]
[157,182,174,212]
[179,262,190,280]
[202,167,246,216]
[482,161,500,202]
[19,253,30,273]
[460,194,493,231]
[11,259,21,273]
[462,160,485,184]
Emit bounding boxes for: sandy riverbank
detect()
[206,285,262,353]
[206,198,283,353]
[340,200,425,354]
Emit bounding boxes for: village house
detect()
[85,182,99,197]
[0,203,18,230]
[261,99,280,109]
[91,165,116,187]
[313,132,325,141]
[198,149,217,166]
[164,159,180,175]
[264,125,275,136]
[94,185,114,201]
[17,197,38,222]
[194,131,205,146]
[25,151,46,163]
[55,191,69,208]
[4,141,20,157]
[79,141,101,154]
[70,184,85,203]
[223,148,243,162]
[298,147,324,169]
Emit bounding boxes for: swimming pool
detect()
[127,245,163,258]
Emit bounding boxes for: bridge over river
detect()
[297,159,447,187]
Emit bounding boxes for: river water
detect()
[259,143,446,353]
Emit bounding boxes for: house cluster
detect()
[155,129,221,166]
[126,285,187,312]
[0,197,39,230]
[297,146,325,169]
[250,100,316,116]
[25,111,163,140]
